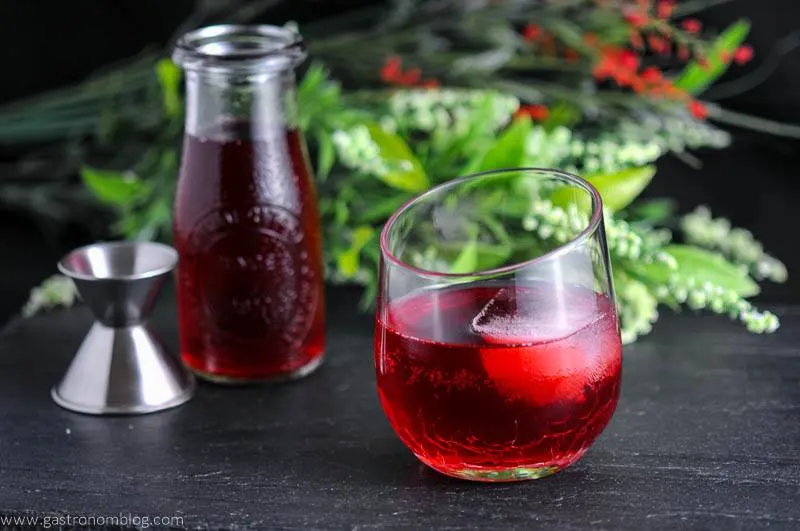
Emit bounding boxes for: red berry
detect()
[651,36,670,55]
[380,56,402,82]
[641,66,663,83]
[523,24,542,42]
[734,44,754,65]
[564,48,580,62]
[619,50,641,71]
[689,100,708,119]
[625,10,649,28]
[657,0,675,19]
[681,18,702,34]
[399,68,422,85]
[516,104,550,121]
[629,29,645,49]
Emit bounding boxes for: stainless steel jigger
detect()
[52,241,195,415]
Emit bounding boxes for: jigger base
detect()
[52,322,196,416]
[51,384,194,416]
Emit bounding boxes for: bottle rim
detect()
[172,24,306,73]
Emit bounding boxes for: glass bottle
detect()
[172,25,325,383]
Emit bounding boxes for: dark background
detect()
[0,0,798,324]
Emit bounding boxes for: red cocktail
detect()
[376,283,621,480]
[174,125,325,381]
[375,169,621,481]
[172,25,325,383]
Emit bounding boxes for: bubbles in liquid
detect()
[375,283,621,478]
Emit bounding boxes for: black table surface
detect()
[1,287,799,530]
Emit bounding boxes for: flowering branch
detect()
[4,0,787,347]
[681,206,788,282]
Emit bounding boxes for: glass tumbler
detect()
[374,168,622,482]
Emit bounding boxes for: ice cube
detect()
[471,287,598,345]
[474,286,615,405]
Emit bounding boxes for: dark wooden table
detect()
[0,288,799,530]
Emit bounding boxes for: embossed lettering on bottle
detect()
[188,204,317,347]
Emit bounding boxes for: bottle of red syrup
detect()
[171,25,325,383]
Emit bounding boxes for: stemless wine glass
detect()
[374,168,622,482]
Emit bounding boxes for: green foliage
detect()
[336,226,376,278]
[635,244,759,297]
[585,166,656,213]
[624,198,676,226]
[298,62,351,131]
[69,65,785,340]
[155,59,182,118]
[463,116,532,174]
[81,168,150,206]
[316,134,336,180]
[550,165,656,214]
[9,7,786,342]
[674,20,751,95]
[614,271,659,345]
[448,226,480,275]
[681,206,788,282]
[366,125,429,192]
[22,275,78,317]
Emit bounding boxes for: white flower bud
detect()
[687,290,707,309]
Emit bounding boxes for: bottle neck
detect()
[183,69,298,139]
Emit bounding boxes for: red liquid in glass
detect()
[375,283,621,480]
[174,123,325,381]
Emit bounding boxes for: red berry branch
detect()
[380,56,439,89]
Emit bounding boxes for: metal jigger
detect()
[52,241,195,415]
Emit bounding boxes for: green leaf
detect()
[135,199,171,242]
[297,62,349,133]
[366,124,429,192]
[81,167,150,207]
[673,20,750,95]
[449,236,479,274]
[460,95,505,147]
[463,116,532,174]
[633,244,759,297]
[359,194,410,223]
[475,243,512,271]
[155,59,182,118]
[589,166,657,212]
[298,63,328,130]
[316,134,335,180]
[550,166,656,214]
[334,200,349,226]
[625,198,676,225]
[336,226,375,278]
[542,102,581,130]
[300,62,325,94]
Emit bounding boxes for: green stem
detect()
[707,105,800,139]
[0,52,156,116]
[502,57,587,74]
[672,0,736,17]
[0,116,101,133]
